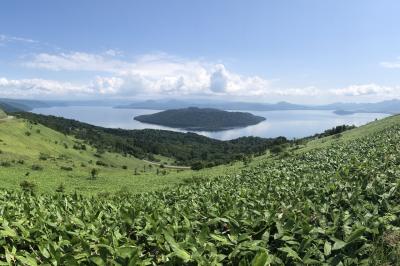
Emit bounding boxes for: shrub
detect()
[25,131,31,136]
[31,164,43,171]
[55,183,65,193]
[73,143,87,150]
[96,160,107,167]
[270,145,284,154]
[0,161,11,167]
[60,166,73,171]
[39,153,49,160]
[20,180,36,194]
[191,162,204,171]
[90,168,99,180]
[122,165,128,170]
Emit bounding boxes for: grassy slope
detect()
[0,118,204,194]
[1,114,399,195]
[0,109,7,119]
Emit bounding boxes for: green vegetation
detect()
[0,109,7,119]
[308,124,356,139]
[0,115,399,264]
[134,107,266,131]
[0,118,202,194]
[16,112,287,168]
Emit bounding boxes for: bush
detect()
[60,166,73,171]
[17,159,25,164]
[31,164,43,171]
[191,162,204,171]
[0,161,11,167]
[270,145,284,154]
[73,143,86,150]
[90,168,99,180]
[39,153,49,160]
[25,131,31,136]
[20,180,36,193]
[55,183,65,193]
[96,160,107,167]
[122,165,128,170]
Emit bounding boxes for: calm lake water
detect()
[32,106,389,140]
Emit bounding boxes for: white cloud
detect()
[380,57,400,68]
[21,51,273,97]
[330,84,396,97]
[0,34,38,46]
[104,49,123,57]
[0,77,91,97]
[24,52,132,72]
[7,50,399,101]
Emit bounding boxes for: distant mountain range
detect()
[2,97,400,115]
[116,99,400,114]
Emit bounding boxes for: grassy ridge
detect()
[0,115,399,264]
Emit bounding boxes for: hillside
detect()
[0,115,399,264]
[16,112,286,168]
[0,117,198,194]
[134,107,266,130]
[0,108,7,119]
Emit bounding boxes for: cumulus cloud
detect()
[8,50,399,100]
[21,51,272,97]
[209,64,228,93]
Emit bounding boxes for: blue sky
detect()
[1,0,400,103]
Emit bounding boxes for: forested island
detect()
[134,107,266,131]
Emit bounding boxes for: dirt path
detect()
[142,159,191,170]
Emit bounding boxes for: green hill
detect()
[134,107,266,131]
[16,111,286,168]
[0,118,199,194]
[0,115,399,264]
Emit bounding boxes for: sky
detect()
[1,0,400,104]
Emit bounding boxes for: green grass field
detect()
[0,117,200,194]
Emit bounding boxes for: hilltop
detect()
[134,107,266,131]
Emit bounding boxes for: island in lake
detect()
[134,107,266,131]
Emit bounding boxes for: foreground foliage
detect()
[1,123,400,265]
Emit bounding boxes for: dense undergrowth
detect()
[1,123,400,265]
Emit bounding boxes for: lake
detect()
[32,106,389,140]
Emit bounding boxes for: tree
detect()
[191,162,204,171]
